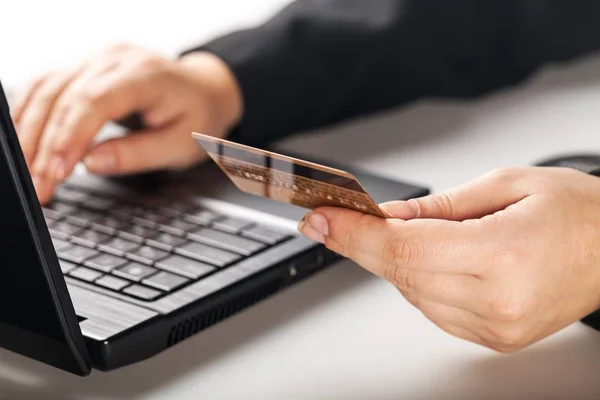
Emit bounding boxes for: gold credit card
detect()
[192,132,387,218]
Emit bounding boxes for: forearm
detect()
[183,0,600,146]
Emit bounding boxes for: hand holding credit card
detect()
[192,132,388,218]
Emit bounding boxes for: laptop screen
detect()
[0,82,90,375]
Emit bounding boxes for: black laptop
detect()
[0,79,429,376]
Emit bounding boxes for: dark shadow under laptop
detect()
[0,80,429,376]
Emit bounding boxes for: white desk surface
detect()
[2,1,600,399]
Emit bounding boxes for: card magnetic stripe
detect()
[196,138,366,193]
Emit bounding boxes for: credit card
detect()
[192,132,387,218]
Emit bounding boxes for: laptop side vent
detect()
[166,278,284,347]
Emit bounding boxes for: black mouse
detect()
[535,153,600,177]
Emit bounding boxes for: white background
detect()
[2,1,600,399]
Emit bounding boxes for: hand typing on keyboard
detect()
[10,45,243,205]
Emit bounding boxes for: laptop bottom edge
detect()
[85,243,339,371]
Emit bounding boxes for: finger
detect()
[381,168,533,221]
[83,124,203,176]
[32,68,160,202]
[32,61,122,173]
[24,59,118,160]
[27,67,111,204]
[46,65,155,156]
[379,200,419,220]
[383,270,483,313]
[301,207,486,275]
[15,72,75,165]
[10,73,50,124]
[404,294,488,347]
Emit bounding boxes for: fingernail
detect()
[380,200,420,219]
[306,212,329,236]
[298,220,325,244]
[84,149,116,173]
[49,156,66,181]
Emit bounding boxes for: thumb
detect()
[381,168,532,221]
[83,126,204,176]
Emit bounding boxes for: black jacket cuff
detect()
[581,310,600,330]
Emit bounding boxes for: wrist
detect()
[178,51,243,134]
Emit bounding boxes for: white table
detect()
[2,2,600,399]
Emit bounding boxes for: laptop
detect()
[0,79,429,376]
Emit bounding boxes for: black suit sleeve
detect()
[183,0,600,147]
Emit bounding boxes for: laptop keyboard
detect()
[43,185,291,302]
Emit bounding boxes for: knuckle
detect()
[383,232,416,266]
[488,294,528,322]
[26,74,49,92]
[34,81,61,107]
[429,192,455,218]
[136,54,164,71]
[48,100,71,126]
[79,85,109,107]
[108,43,133,53]
[486,167,527,187]
[391,267,418,292]
[486,240,528,272]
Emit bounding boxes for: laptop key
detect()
[70,229,111,248]
[118,224,156,243]
[47,201,77,214]
[126,246,169,265]
[58,245,99,264]
[92,217,128,234]
[187,228,265,256]
[131,211,168,229]
[48,228,70,241]
[69,209,104,225]
[53,187,89,203]
[158,218,196,236]
[183,209,220,225]
[49,221,83,237]
[84,253,128,272]
[98,237,139,256]
[212,217,252,234]
[142,271,189,292]
[63,215,92,228]
[159,201,193,216]
[114,263,158,282]
[59,259,77,274]
[241,226,289,245]
[110,204,145,219]
[95,275,130,291]
[51,237,72,252]
[146,232,187,251]
[84,197,114,211]
[42,207,62,221]
[122,284,162,301]
[69,267,104,283]
[156,255,215,279]
[175,242,240,267]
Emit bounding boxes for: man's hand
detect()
[298,167,600,353]
[11,44,243,204]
